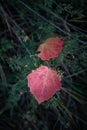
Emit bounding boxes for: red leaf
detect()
[37,38,63,60]
[27,65,61,104]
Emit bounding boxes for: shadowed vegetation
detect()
[0,0,87,130]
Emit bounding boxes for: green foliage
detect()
[0,0,87,130]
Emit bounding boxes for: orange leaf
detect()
[27,65,61,104]
[37,38,63,60]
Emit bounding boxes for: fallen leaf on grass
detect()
[37,38,63,60]
[27,65,61,104]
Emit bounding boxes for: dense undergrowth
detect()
[0,0,87,130]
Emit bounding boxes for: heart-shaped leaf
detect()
[27,65,61,104]
[37,38,63,60]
